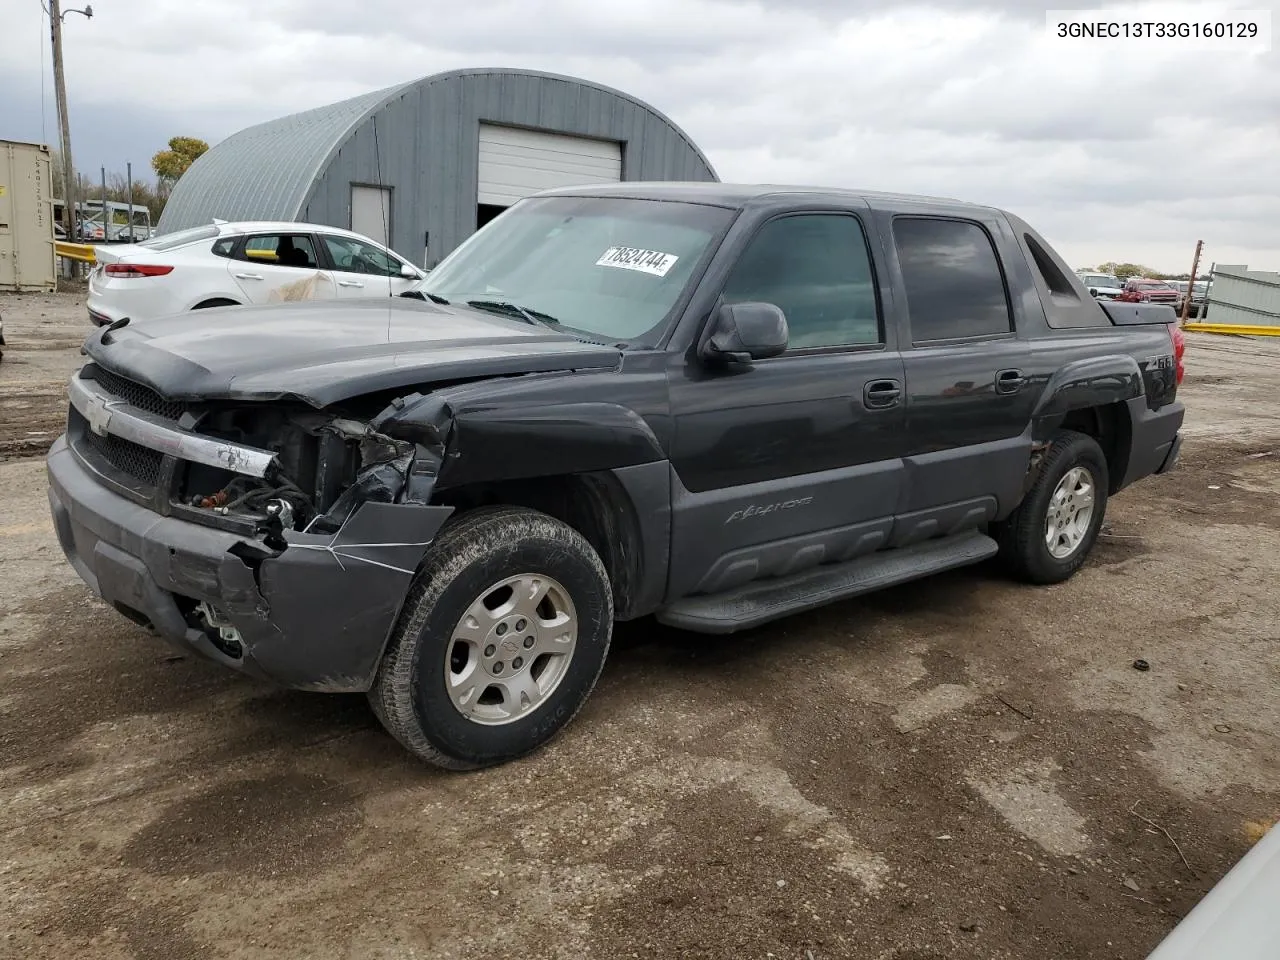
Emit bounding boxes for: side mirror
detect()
[702,302,788,365]
[400,262,421,279]
[1088,287,1098,298]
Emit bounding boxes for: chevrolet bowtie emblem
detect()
[84,394,115,437]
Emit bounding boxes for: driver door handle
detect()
[863,378,902,410]
[337,280,364,288]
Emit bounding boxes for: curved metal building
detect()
[157,68,718,267]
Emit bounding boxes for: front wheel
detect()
[996,431,1109,584]
[370,507,613,769]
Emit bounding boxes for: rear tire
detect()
[996,431,1109,585]
[370,506,613,769]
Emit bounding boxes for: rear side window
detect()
[211,237,236,258]
[893,218,1012,343]
[235,234,320,269]
[721,214,881,349]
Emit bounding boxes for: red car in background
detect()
[1119,277,1180,305]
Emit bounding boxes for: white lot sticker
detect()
[595,246,679,277]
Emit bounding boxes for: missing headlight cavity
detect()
[179,400,448,538]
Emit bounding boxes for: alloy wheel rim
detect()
[443,574,578,725]
[1045,466,1096,560]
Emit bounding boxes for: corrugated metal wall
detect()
[159,68,717,269]
[1206,265,1280,327]
[303,69,717,267]
[158,85,405,233]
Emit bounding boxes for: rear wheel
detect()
[996,431,1109,584]
[370,506,613,769]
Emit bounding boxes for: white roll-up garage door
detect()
[477,124,622,206]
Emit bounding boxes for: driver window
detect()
[323,236,400,277]
[721,214,881,349]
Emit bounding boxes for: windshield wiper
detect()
[460,298,609,346]
[464,299,564,329]
[423,291,450,305]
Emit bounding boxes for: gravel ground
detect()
[1,291,1278,960]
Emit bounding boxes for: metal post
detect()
[49,0,77,269]
[1180,240,1203,325]
[127,161,134,242]
[101,165,108,243]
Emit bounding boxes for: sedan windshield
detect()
[418,196,734,343]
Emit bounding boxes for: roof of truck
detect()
[540,181,995,212]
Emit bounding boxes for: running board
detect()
[656,531,998,634]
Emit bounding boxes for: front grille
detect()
[80,427,164,487]
[91,368,186,421]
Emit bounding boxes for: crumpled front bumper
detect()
[47,436,453,691]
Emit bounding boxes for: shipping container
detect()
[0,139,58,293]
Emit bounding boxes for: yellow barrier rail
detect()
[55,241,97,263]
[1184,322,1280,337]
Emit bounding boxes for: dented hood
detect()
[82,297,622,407]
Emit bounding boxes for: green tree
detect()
[1098,261,1162,280]
[151,136,210,188]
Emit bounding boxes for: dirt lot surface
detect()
[2,292,1279,960]
[0,289,87,460]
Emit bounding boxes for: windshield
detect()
[1138,280,1174,290]
[1084,275,1119,287]
[419,196,735,343]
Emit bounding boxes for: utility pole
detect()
[1179,240,1204,326]
[127,161,134,242]
[47,0,92,254]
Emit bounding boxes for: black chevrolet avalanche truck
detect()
[47,184,1185,768]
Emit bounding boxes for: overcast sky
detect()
[3,0,1276,271]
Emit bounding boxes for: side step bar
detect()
[656,531,999,634]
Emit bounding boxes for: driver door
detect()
[320,234,417,299]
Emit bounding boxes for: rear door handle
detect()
[233,272,264,281]
[995,369,1026,394]
[863,379,902,409]
[337,280,364,288]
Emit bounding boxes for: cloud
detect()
[2,0,1275,270]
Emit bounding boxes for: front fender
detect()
[384,397,666,488]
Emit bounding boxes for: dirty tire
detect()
[369,506,613,770]
[996,430,1109,585]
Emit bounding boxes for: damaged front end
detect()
[50,366,455,691]
[178,403,444,541]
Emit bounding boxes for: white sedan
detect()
[86,220,425,326]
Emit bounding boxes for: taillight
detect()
[1169,324,1185,385]
[104,264,174,278]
